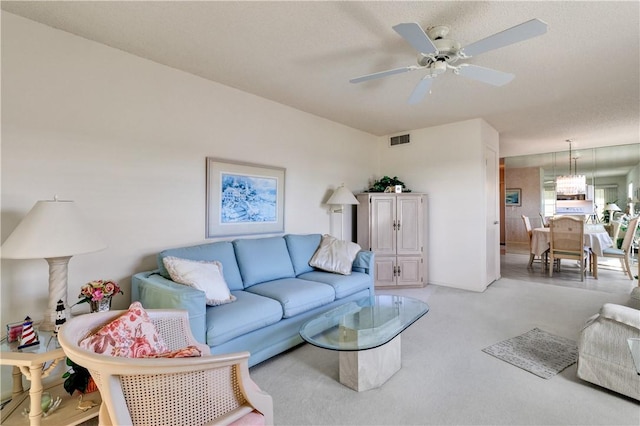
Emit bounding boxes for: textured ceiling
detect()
[2,1,639,157]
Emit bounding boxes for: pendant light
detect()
[556,139,586,196]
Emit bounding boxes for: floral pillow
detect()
[80,301,169,358]
[145,345,202,358]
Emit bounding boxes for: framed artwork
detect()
[206,158,285,238]
[505,188,521,206]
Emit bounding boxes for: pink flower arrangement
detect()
[78,280,123,304]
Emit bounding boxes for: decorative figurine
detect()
[76,394,98,411]
[17,316,39,349]
[54,299,66,335]
[6,321,23,343]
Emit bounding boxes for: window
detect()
[543,187,556,217]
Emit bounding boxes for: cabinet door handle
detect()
[392,220,397,230]
[397,221,401,230]
[393,265,397,277]
[397,265,401,275]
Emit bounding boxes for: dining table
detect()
[531,223,614,279]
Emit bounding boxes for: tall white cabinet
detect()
[356,193,427,288]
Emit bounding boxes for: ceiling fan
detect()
[350,19,548,104]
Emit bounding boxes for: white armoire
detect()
[356,193,427,288]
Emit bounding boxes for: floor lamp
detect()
[1,197,106,330]
[327,184,359,240]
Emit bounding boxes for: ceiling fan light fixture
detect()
[351,19,548,104]
[433,60,447,73]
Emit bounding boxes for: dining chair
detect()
[548,216,590,281]
[610,220,623,248]
[522,215,548,268]
[599,216,639,280]
[539,213,549,228]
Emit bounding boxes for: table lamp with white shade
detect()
[1,197,106,330]
[327,184,359,240]
[604,202,622,224]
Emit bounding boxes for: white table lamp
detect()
[1,197,106,330]
[604,203,621,224]
[327,184,359,240]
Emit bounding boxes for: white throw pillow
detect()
[162,256,236,306]
[309,234,361,275]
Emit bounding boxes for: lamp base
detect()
[41,256,72,332]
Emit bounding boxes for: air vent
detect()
[389,134,410,147]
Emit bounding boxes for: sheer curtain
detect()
[595,186,619,220]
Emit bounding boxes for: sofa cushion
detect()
[284,234,322,276]
[233,237,295,288]
[309,234,361,275]
[206,291,283,347]
[157,241,244,291]
[297,271,372,299]
[245,278,335,318]
[162,256,236,306]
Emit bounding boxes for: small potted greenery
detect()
[366,176,411,193]
[62,358,97,395]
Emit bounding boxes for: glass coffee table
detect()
[299,295,429,391]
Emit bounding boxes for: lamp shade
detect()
[327,185,359,206]
[604,203,622,212]
[2,199,106,259]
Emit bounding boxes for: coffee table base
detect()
[338,335,401,392]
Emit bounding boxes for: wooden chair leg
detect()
[528,253,535,268]
[624,255,634,280]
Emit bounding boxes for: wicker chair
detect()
[58,309,273,426]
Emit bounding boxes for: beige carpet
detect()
[249,278,639,425]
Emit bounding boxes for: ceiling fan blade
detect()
[392,22,438,55]
[408,76,433,104]
[350,65,423,83]
[461,18,548,57]
[456,64,514,86]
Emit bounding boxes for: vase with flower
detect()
[78,280,123,313]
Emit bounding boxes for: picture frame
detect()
[505,188,521,206]
[206,158,285,238]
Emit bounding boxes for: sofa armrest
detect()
[131,271,207,343]
[352,251,374,275]
[600,303,640,330]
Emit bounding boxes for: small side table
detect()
[1,328,101,426]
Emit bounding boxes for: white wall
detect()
[504,167,545,244]
[0,12,377,326]
[378,119,499,291]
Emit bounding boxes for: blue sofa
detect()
[131,234,374,366]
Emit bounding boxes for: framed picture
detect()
[206,158,285,238]
[505,188,521,206]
